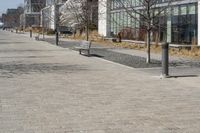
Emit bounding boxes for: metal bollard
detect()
[162,42,169,78]
[30,30,32,38]
[56,32,59,46]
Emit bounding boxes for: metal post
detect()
[86,0,89,41]
[193,29,196,45]
[30,29,32,38]
[54,0,59,46]
[42,10,45,39]
[162,42,169,78]
[56,31,59,46]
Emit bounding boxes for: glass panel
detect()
[173,7,179,16]
[124,11,128,27]
[180,6,187,15]
[127,13,131,27]
[188,5,196,15]
[131,12,135,29]
[119,11,124,30]
[135,13,140,28]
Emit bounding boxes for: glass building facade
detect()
[21,0,46,27]
[109,0,198,44]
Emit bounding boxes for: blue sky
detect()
[0,0,23,15]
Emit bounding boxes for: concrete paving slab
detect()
[0,30,200,133]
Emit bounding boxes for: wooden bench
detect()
[169,44,192,51]
[75,41,92,56]
[35,34,40,41]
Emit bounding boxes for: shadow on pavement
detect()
[170,75,198,78]
[0,56,54,59]
[89,54,104,58]
[79,54,104,58]
[0,42,25,44]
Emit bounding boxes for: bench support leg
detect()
[79,50,81,55]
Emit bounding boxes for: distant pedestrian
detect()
[118,32,122,43]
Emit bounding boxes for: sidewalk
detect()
[12,31,200,76]
[19,31,200,61]
[1,30,200,132]
[17,31,200,61]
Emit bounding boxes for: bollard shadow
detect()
[16,32,25,34]
[149,62,161,65]
[90,54,104,58]
[0,55,54,59]
[0,42,25,44]
[81,54,104,58]
[169,75,198,78]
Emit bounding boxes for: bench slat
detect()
[75,41,92,56]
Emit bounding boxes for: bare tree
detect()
[32,0,98,43]
[2,5,24,29]
[60,0,98,41]
[39,0,65,44]
[114,0,172,63]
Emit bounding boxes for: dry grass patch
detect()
[169,47,200,59]
[66,31,200,59]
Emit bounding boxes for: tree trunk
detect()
[146,30,151,63]
[56,31,59,46]
[42,27,45,39]
[86,0,89,41]
[86,25,89,41]
[55,3,59,45]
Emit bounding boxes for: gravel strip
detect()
[43,38,200,68]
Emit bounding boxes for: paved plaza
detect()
[0,31,200,133]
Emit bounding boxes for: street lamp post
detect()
[161,42,169,78]
[86,0,89,41]
[41,9,45,39]
[30,27,32,38]
[54,0,59,46]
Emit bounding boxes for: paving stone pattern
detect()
[1,31,200,133]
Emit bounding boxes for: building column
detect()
[24,14,26,29]
[106,1,111,37]
[198,1,200,45]
[167,15,172,43]
[98,0,111,37]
